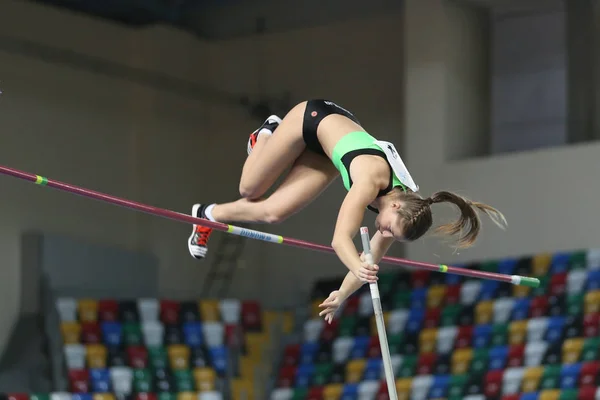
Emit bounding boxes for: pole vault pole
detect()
[0,164,540,287]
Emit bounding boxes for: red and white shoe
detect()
[188,203,213,260]
[247,115,282,155]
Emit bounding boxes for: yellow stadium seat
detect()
[513,284,531,298]
[509,321,528,345]
[86,344,107,368]
[323,383,343,400]
[475,301,494,325]
[194,367,216,392]
[231,378,254,400]
[262,311,279,335]
[427,285,446,309]
[539,389,561,400]
[521,366,544,392]
[396,378,412,400]
[281,311,294,334]
[199,300,220,322]
[585,290,600,314]
[168,344,190,370]
[562,338,585,364]
[176,392,196,400]
[78,299,98,323]
[61,322,81,344]
[371,312,390,335]
[419,328,438,354]
[345,359,366,383]
[451,348,473,375]
[311,299,325,318]
[93,394,115,400]
[239,356,259,379]
[245,333,267,360]
[532,253,552,276]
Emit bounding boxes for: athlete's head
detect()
[375,189,507,247]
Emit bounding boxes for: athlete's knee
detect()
[239,183,263,200]
[262,203,291,224]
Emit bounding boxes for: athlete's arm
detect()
[331,181,381,282]
[337,231,395,299]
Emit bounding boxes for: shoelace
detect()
[195,226,212,246]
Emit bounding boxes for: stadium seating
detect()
[53,297,277,400]
[271,248,600,400]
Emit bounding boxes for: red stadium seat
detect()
[455,326,474,349]
[307,385,324,400]
[529,295,549,318]
[417,353,437,375]
[583,313,600,338]
[98,300,119,322]
[320,319,339,342]
[277,365,297,388]
[579,361,600,387]
[241,301,262,331]
[7,394,30,400]
[423,308,441,328]
[507,344,525,367]
[68,369,90,393]
[224,324,243,347]
[484,370,503,398]
[81,322,102,344]
[160,300,180,325]
[367,336,381,359]
[549,272,567,296]
[445,285,461,304]
[127,345,148,368]
[134,393,157,400]
[342,296,360,316]
[411,271,431,288]
[282,344,301,367]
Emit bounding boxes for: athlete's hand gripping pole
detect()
[360,226,398,400]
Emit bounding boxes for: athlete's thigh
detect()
[264,150,340,221]
[240,102,308,197]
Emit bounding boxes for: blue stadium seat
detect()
[182,322,203,347]
[362,359,382,381]
[89,368,111,392]
[550,252,571,274]
[341,383,359,400]
[519,392,540,400]
[473,324,492,348]
[208,345,228,375]
[586,270,600,290]
[299,342,319,365]
[511,298,531,321]
[559,362,582,389]
[545,316,566,343]
[488,346,509,371]
[428,374,450,398]
[349,336,370,359]
[410,288,428,309]
[478,281,499,301]
[71,395,93,400]
[497,258,517,275]
[405,309,425,333]
[101,322,122,347]
[295,364,315,388]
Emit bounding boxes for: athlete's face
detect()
[374,205,405,241]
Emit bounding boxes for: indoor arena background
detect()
[0,0,599,399]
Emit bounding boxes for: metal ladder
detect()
[201,227,248,298]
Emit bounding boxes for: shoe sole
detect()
[247,115,283,155]
[188,203,204,259]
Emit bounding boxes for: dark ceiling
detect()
[28,0,217,31]
[26,0,404,40]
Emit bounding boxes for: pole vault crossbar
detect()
[0,164,540,287]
